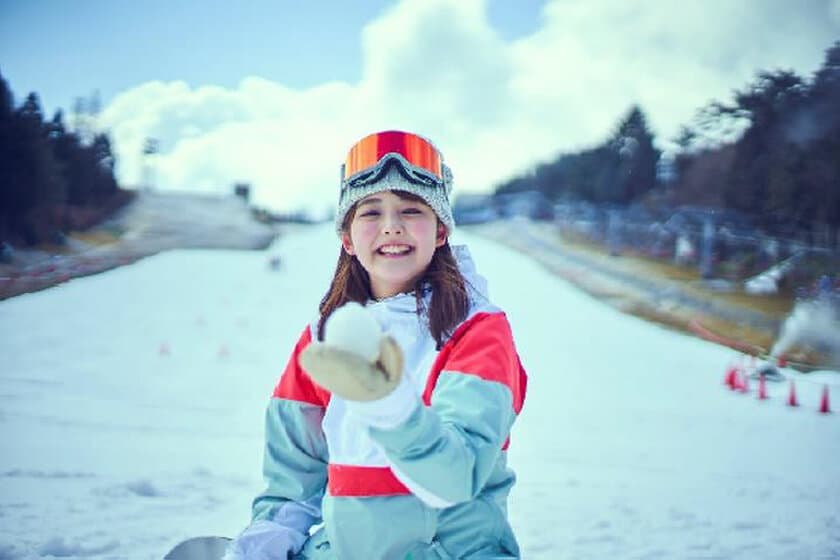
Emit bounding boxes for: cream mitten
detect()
[299,335,403,402]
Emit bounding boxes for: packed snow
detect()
[1,224,838,559]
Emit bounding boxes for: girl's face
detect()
[341,191,447,300]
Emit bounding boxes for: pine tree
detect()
[606,105,660,203]
[0,70,17,239]
[8,93,65,242]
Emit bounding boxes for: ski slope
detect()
[1,224,838,559]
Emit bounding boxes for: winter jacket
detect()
[251,245,528,559]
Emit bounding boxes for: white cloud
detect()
[98,0,839,214]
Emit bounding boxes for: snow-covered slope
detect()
[1,224,837,559]
[102,190,276,251]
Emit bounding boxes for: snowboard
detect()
[165,530,332,559]
[164,536,231,560]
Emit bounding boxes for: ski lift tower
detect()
[142,138,159,191]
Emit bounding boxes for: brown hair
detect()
[317,191,469,349]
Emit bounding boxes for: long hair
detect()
[317,191,469,349]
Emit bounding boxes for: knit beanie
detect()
[334,132,455,235]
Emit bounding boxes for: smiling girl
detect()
[226,130,528,560]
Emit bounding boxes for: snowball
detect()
[324,302,382,362]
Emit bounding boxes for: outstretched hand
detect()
[299,336,404,401]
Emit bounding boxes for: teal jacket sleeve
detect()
[368,313,527,507]
[252,326,330,534]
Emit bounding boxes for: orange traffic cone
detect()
[818,385,831,414]
[757,374,768,400]
[787,380,799,407]
[724,366,738,389]
[777,354,787,368]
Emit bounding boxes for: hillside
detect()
[0,191,276,301]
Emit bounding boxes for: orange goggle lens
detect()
[343,131,443,183]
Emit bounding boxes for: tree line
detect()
[497,104,660,206]
[0,69,130,247]
[495,41,840,244]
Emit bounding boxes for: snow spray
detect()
[770,299,840,368]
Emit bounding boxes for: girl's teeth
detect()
[380,246,410,254]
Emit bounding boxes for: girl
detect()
[226,130,528,559]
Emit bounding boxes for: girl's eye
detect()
[359,210,380,217]
[402,207,422,215]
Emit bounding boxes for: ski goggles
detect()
[340,130,451,193]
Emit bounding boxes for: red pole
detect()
[757,375,768,400]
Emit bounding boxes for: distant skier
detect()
[225,130,528,559]
[267,255,282,271]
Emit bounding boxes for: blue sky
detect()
[1,0,543,113]
[1,1,838,214]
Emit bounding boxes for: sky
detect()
[2,0,839,215]
[0,213,838,558]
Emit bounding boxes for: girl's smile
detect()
[376,243,413,257]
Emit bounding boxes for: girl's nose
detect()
[382,212,404,234]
